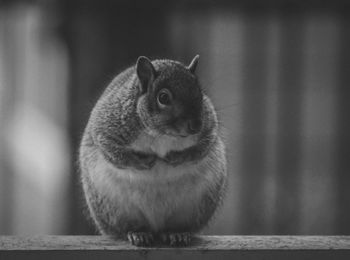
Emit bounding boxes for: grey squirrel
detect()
[79,55,227,247]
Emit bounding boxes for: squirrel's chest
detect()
[91,152,209,231]
[129,131,196,158]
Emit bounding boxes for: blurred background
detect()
[0,0,349,235]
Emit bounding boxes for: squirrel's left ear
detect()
[187,55,200,74]
[136,56,156,94]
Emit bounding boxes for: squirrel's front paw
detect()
[127,232,154,247]
[164,151,186,167]
[132,152,157,170]
[160,232,192,247]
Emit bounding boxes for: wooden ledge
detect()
[1,235,350,250]
[1,236,350,259]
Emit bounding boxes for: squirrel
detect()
[79,55,227,247]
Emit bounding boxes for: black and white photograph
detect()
[0,0,350,259]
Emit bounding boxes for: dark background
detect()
[0,0,349,235]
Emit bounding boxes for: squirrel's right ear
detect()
[187,55,200,74]
[136,56,156,94]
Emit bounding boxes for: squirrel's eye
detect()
[157,89,172,106]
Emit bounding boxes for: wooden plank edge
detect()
[1,236,350,251]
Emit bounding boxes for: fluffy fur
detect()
[79,57,227,245]
[80,134,226,235]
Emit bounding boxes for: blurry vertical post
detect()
[336,9,350,235]
[0,2,69,234]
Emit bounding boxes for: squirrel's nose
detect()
[187,119,202,135]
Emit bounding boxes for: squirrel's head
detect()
[136,55,204,138]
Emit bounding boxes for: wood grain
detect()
[1,235,350,250]
[1,236,350,260]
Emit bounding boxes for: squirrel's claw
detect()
[160,232,192,247]
[127,232,154,247]
[164,151,186,167]
[132,152,157,170]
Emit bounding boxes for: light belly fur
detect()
[90,150,220,232]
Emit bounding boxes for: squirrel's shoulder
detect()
[85,66,142,146]
[101,66,136,98]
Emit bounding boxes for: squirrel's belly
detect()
[90,151,223,232]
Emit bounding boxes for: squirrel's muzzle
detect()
[187,118,202,135]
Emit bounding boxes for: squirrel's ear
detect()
[187,55,200,74]
[136,56,156,94]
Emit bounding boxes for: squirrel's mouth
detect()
[170,133,190,138]
[163,131,188,138]
[164,130,197,139]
